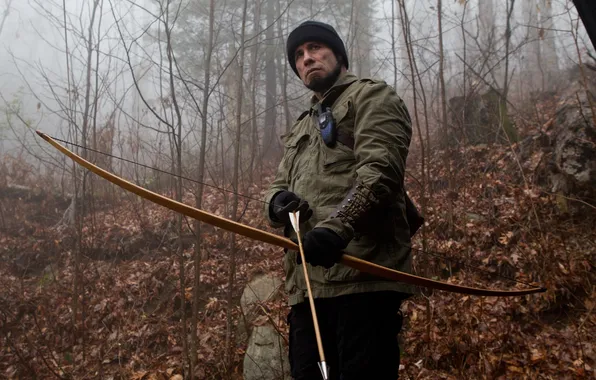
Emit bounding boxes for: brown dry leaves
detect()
[1,130,594,378]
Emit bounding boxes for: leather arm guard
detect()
[329,182,380,233]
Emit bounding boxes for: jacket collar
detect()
[309,72,359,111]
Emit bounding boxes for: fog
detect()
[0,0,591,177]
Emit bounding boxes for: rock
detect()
[548,72,596,195]
[240,275,289,380]
[240,274,283,319]
[243,325,291,380]
[449,88,517,145]
[516,66,595,202]
[550,87,595,193]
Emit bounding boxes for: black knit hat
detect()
[286,21,349,76]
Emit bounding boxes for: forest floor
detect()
[1,101,595,379]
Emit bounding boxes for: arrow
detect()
[289,211,329,380]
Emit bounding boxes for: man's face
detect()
[294,41,342,94]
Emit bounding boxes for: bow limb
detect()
[340,256,544,296]
[37,131,546,297]
[37,131,288,249]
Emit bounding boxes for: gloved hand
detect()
[297,227,348,268]
[269,190,313,225]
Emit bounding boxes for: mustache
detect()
[305,67,321,76]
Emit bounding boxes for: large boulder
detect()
[549,80,595,194]
[240,274,290,380]
[243,325,291,380]
[449,88,517,145]
[516,65,595,203]
[240,274,283,320]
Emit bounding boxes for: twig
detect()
[256,303,288,346]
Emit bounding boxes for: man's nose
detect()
[303,51,315,65]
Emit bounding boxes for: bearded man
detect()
[264,20,416,380]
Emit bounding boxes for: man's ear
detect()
[336,54,347,71]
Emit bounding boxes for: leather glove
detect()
[296,227,348,268]
[269,190,313,225]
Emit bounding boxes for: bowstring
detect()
[410,247,540,288]
[53,135,541,289]
[50,135,271,207]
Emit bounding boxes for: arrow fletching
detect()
[289,211,300,233]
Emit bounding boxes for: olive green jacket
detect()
[264,73,414,305]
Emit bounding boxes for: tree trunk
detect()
[277,4,292,135]
[263,0,279,159]
[438,0,448,144]
[190,0,215,377]
[437,0,455,235]
[398,0,429,251]
[226,0,249,375]
[523,0,541,93]
[0,0,13,38]
[501,0,518,143]
[540,0,559,88]
[351,1,372,78]
[162,0,189,374]
[70,0,100,368]
[248,0,262,183]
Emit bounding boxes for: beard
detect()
[305,62,342,94]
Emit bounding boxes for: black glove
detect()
[296,227,348,268]
[270,190,313,225]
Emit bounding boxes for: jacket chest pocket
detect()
[322,102,356,173]
[281,131,310,183]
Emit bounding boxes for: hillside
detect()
[1,105,594,379]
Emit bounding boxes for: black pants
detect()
[288,291,404,380]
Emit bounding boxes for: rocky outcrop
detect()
[449,88,517,145]
[240,274,283,317]
[549,85,595,194]
[519,66,595,200]
[240,274,290,380]
[243,325,290,380]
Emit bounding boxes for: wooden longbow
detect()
[37,131,546,297]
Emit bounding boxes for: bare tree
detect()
[391,0,399,90]
[263,0,279,159]
[248,0,262,183]
[500,0,517,143]
[397,0,430,261]
[190,0,215,377]
[0,0,13,37]
[277,1,292,135]
[523,0,542,92]
[541,0,560,88]
[437,0,456,236]
[226,0,249,376]
[349,0,373,78]
[163,1,188,373]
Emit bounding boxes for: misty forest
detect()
[0,0,594,379]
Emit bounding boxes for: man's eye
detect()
[312,44,320,50]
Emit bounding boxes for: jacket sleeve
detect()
[317,81,412,241]
[263,152,290,229]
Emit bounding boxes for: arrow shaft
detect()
[291,213,326,366]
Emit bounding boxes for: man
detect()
[263,20,415,379]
